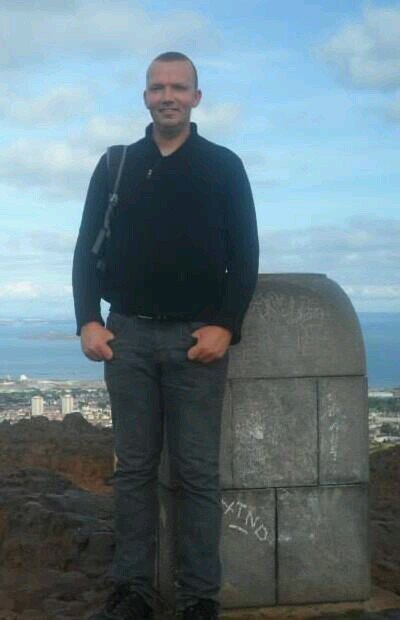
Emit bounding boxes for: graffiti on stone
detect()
[222,498,271,543]
[253,293,326,326]
[324,390,340,463]
[251,292,331,353]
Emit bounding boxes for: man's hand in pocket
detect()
[187,325,232,363]
[80,322,115,362]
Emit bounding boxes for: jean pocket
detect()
[106,312,130,339]
[183,321,207,346]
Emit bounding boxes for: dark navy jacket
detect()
[72,122,259,345]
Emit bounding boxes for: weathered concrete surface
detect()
[231,378,317,488]
[220,385,234,489]
[227,274,366,380]
[160,375,370,491]
[277,485,370,604]
[158,488,276,609]
[219,585,400,619]
[319,377,369,484]
[220,490,276,608]
[158,273,369,608]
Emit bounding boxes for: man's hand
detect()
[80,322,115,362]
[187,325,232,363]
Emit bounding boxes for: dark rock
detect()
[0,415,114,494]
[62,411,97,432]
[0,468,114,618]
[370,445,400,596]
[0,418,399,618]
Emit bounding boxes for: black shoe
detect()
[177,599,219,620]
[89,583,154,619]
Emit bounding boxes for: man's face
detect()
[143,60,202,133]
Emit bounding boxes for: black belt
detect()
[135,313,190,321]
[110,303,193,321]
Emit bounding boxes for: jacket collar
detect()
[145,121,198,141]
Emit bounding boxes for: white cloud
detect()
[198,49,287,73]
[0,281,72,301]
[0,230,75,283]
[0,138,95,199]
[1,1,220,72]
[342,285,400,300]
[0,86,91,125]
[0,281,40,300]
[385,93,400,122]
[76,114,147,154]
[260,216,400,289]
[192,103,241,136]
[0,1,78,12]
[0,99,242,199]
[74,104,242,152]
[319,6,400,91]
[258,216,400,311]
[1,217,400,313]
[28,231,75,254]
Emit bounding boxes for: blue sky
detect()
[0,0,399,319]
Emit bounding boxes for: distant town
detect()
[0,375,111,428]
[368,388,400,447]
[0,375,399,447]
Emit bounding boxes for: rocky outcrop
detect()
[370,445,400,596]
[0,417,399,619]
[0,467,115,619]
[0,413,114,494]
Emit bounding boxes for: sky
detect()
[0,0,399,320]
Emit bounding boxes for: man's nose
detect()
[161,86,175,101]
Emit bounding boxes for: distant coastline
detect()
[0,377,103,388]
[0,376,398,395]
[0,313,399,388]
[19,333,77,341]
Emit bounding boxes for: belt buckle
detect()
[137,313,170,320]
[137,313,180,321]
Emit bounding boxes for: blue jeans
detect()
[104,312,229,610]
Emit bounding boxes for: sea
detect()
[0,313,399,388]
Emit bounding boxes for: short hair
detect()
[147,51,198,89]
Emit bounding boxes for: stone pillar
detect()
[157,273,370,608]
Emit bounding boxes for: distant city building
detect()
[61,394,74,415]
[375,435,400,444]
[31,395,44,416]
[369,390,394,398]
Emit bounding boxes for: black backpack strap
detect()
[107,144,128,201]
[91,145,128,263]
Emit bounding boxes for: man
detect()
[73,51,259,620]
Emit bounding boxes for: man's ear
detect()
[193,89,202,108]
[143,90,149,109]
